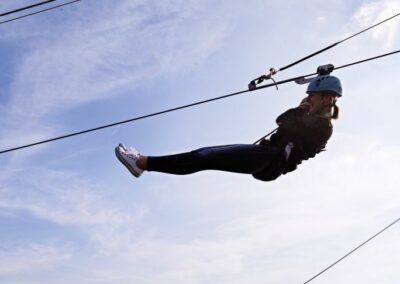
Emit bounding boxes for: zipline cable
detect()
[279,11,400,72]
[0,0,81,25]
[303,217,400,284]
[334,49,400,71]
[0,49,399,155]
[0,0,57,17]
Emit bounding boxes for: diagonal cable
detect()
[278,12,400,72]
[0,0,57,17]
[0,0,81,25]
[303,217,400,284]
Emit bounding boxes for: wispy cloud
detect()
[0,243,72,275]
[351,0,400,48]
[6,0,233,118]
[0,167,147,249]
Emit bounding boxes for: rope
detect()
[0,0,57,17]
[303,217,400,284]
[253,127,278,145]
[0,0,81,26]
[0,49,399,155]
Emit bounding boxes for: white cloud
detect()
[351,0,400,48]
[6,0,233,118]
[0,167,147,251]
[0,244,72,275]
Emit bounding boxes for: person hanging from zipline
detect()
[115,74,342,181]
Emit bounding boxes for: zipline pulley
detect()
[317,63,334,75]
[295,64,335,85]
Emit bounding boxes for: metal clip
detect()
[284,142,294,160]
[248,68,278,91]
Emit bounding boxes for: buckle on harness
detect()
[284,142,294,160]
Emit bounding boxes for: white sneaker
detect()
[115,144,144,178]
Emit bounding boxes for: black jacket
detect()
[253,107,332,181]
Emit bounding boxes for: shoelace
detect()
[124,147,140,159]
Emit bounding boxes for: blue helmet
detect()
[306,75,342,97]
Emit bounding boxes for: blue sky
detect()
[1,0,400,283]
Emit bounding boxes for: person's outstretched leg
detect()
[141,144,280,175]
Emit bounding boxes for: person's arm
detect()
[276,97,310,125]
[275,107,305,127]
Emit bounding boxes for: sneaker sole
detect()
[115,146,141,177]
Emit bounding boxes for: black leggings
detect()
[147,144,282,177]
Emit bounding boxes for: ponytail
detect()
[332,101,340,120]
